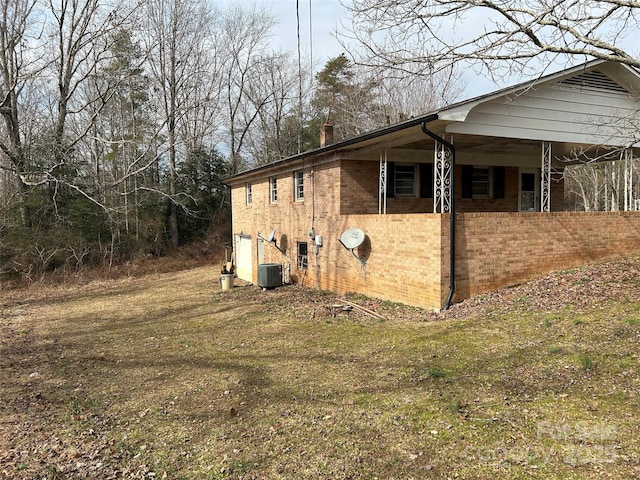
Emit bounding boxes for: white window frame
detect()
[297,241,308,270]
[269,176,278,204]
[518,168,540,212]
[294,170,304,201]
[472,167,491,199]
[394,164,417,197]
[246,182,252,205]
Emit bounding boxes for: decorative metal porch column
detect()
[434,140,453,213]
[541,141,552,212]
[624,147,634,211]
[378,148,387,214]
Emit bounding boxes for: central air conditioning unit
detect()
[258,263,283,289]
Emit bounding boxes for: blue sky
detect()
[214,0,496,98]
[213,1,639,100]
[215,0,347,68]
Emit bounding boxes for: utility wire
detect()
[296,0,303,154]
[309,0,313,84]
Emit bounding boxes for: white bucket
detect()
[220,273,234,290]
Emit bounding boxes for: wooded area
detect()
[1,0,638,284]
[0,0,460,283]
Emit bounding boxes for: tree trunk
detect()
[16,179,31,228]
[168,7,179,248]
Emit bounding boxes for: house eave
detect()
[224,59,640,186]
[438,59,640,123]
[223,113,441,185]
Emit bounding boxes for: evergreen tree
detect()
[176,147,229,243]
[311,54,383,142]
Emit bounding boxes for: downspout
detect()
[421,117,456,310]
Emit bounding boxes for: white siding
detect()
[446,81,639,147]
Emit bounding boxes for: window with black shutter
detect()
[494,167,505,199]
[462,166,502,199]
[386,162,395,198]
[419,164,433,198]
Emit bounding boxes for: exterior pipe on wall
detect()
[420,118,456,310]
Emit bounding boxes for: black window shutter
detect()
[420,163,433,198]
[386,161,395,198]
[494,167,505,199]
[461,165,473,198]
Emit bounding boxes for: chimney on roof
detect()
[320,122,334,147]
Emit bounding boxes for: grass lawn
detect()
[1,265,639,479]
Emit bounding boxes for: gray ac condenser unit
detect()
[258,263,283,289]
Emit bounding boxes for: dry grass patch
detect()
[1,264,640,479]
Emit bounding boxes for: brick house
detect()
[225,60,640,311]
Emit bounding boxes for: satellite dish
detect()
[266,229,276,243]
[340,228,365,249]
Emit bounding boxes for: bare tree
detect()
[565,163,606,211]
[372,64,466,123]
[0,0,40,227]
[343,0,640,80]
[1,0,135,225]
[144,0,216,248]
[219,4,277,174]
[177,42,224,155]
[244,51,308,165]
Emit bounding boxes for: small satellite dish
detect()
[258,228,285,254]
[340,228,365,250]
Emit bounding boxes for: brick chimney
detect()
[320,122,334,147]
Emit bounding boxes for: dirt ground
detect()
[442,255,640,317]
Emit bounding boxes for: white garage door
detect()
[235,235,253,282]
